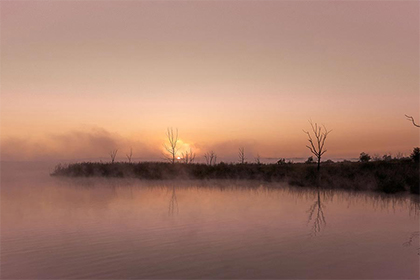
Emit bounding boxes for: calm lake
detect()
[1,162,419,279]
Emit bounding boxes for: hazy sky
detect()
[1,0,419,162]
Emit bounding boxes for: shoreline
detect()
[51,160,419,194]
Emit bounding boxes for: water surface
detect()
[1,162,419,279]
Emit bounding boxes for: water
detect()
[1,162,419,279]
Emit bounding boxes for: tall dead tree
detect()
[405,115,420,128]
[110,149,118,163]
[303,121,331,172]
[164,127,179,164]
[182,148,196,164]
[204,151,217,165]
[126,148,133,163]
[238,147,245,164]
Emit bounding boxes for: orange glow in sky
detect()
[1,1,418,162]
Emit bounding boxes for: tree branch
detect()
[405,115,420,128]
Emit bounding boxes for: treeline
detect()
[51,155,419,194]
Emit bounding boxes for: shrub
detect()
[359,152,371,162]
[305,156,314,164]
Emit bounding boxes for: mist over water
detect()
[1,162,419,279]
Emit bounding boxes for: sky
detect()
[1,0,419,162]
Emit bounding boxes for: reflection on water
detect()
[306,189,327,237]
[1,162,419,279]
[168,186,179,215]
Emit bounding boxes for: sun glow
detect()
[162,137,199,157]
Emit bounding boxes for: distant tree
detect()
[126,147,133,163]
[305,156,315,164]
[164,128,179,164]
[181,149,196,164]
[204,151,217,165]
[359,152,371,163]
[410,147,420,163]
[238,147,245,164]
[110,149,118,163]
[255,153,261,164]
[303,121,332,172]
[405,115,420,128]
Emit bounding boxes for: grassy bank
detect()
[51,159,419,194]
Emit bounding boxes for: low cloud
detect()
[1,128,321,163]
[1,128,160,162]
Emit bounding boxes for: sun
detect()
[177,156,181,160]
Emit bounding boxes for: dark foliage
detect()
[411,147,420,164]
[359,152,371,163]
[51,157,420,194]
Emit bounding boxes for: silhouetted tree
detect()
[126,147,133,163]
[303,121,332,172]
[238,147,245,164]
[181,148,196,164]
[110,149,118,163]
[164,128,179,164]
[411,147,420,163]
[359,152,371,162]
[405,115,420,128]
[204,151,217,165]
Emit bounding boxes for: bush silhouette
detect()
[359,152,371,162]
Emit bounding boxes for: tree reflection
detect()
[307,189,326,237]
[168,186,179,215]
[409,195,419,217]
[403,231,419,255]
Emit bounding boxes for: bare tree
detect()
[303,120,332,172]
[181,148,196,164]
[110,149,118,163]
[164,127,179,164]
[238,147,245,164]
[204,151,217,165]
[405,115,420,128]
[126,148,133,163]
